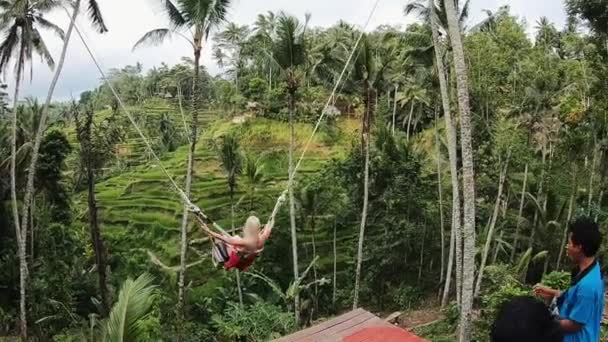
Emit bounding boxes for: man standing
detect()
[534,217,604,342]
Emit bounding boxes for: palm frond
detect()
[133,28,172,50]
[273,12,307,69]
[35,15,65,41]
[459,0,471,24]
[32,28,55,69]
[103,273,158,342]
[87,0,108,33]
[0,23,19,72]
[206,0,232,37]
[160,0,186,29]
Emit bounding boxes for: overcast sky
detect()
[6,0,567,101]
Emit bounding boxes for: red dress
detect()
[224,251,258,271]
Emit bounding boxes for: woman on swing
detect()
[198,215,275,271]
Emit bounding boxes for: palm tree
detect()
[444,0,477,340]
[19,3,107,317]
[242,154,266,212]
[253,11,277,90]
[133,1,231,335]
[352,34,379,310]
[213,22,250,88]
[0,1,64,338]
[218,133,243,305]
[101,274,158,342]
[396,82,430,140]
[270,12,309,325]
[71,102,112,316]
[406,0,463,308]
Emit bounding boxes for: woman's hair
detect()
[491,296,563,342]
[245,216,261,232]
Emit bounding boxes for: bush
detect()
[212,302,295,341]
[391,285,423,310]
[541,271,570,290]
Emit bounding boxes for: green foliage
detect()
[391,285,423,310]
[102,273,158,342]
[212,302,295,341]
[541,271,570,290]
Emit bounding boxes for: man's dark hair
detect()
[569,216,602,257]
[491,296,563,342]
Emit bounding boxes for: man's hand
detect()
[533,284,560,299]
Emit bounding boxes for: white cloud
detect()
[5,0,566,101]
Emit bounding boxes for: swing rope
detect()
[66,0,380,232]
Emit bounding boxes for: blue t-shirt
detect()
[558,262,604,342]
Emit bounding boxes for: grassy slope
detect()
[71,99,361,296]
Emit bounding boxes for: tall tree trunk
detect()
[528,154,546,252]
[392,84,398,136]
[288,88,300,325]
[311,212,318,314]
[557,169,577,269]
[418,224,427,282]
[588,139,597,216]
[475,155,509,297]
[430,0,462,308]
[177,39,202,341]
[435,114,445,285]
[492,191,509,264]
[353,87,374,310]
[595,190,603,223]
[231,191,244,307]
[177,142,194,341]
[20,1,81,276]
[510,164,528,263]
[87,151,110,315]
[444,1,477,339]
[406,101,415,141]
[11,69,27,342]
[333,219,337,309]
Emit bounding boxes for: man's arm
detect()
[559,319,583,333]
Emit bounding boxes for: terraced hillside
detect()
[70,100,362,294]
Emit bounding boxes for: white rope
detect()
[67,9,215,223]
[291,0,381,180]
[67,0,381,230]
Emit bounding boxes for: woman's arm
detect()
[199,221,247,246]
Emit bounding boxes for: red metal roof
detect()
[344,326,426,342]
[273,308,427,342]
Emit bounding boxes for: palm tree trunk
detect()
[311,213,318,314]
[353,87,373,310]
[418,224,427,282]
[353,135,370,310]
[588,140,597,216]
[595,190,603,223]
[177,144,193,341]
[288,89,300,325]
[430,0,461,309]
[529,154,547,252]
[392,84,398,136]
[230,191,244,307]
[557,169,577,269]
[475,155,509,297]
[333,219,337,309]
[87,152,110,315]
[510,164,528,263]
[177,38,202,341]
[406,101,415,141]
[11,70,28,342]
[20,1,81,271]
[444,1,477,339]
[435,114,445,285]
